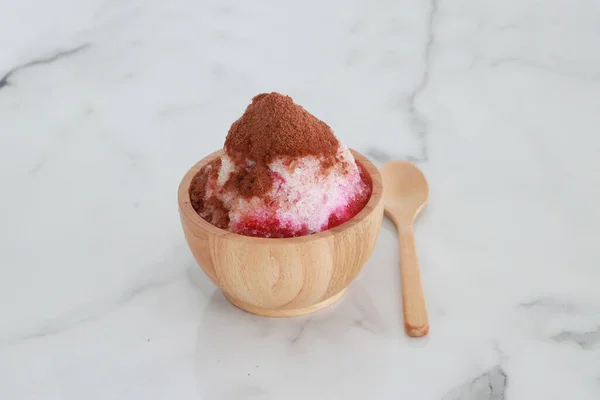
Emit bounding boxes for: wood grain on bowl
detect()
[178,149,383,317]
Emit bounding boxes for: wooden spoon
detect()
[381,161,429,337]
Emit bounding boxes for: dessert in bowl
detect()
[178,93,383,316]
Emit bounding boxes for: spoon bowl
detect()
[381,161,429,224]
[381,160,430,337]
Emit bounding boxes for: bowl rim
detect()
[178,148,383,244]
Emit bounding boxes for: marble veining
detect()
[2,0,600,399]
[552,328,600,350]
[442,365,508,400]
[0,44,90,91]
[406,0,438,163]
[6,243,190,345]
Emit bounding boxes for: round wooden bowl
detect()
[177,149,384,317]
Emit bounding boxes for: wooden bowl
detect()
[177,149,384,317]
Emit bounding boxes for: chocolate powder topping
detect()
[223,92,339,197]
[190,159,230,229]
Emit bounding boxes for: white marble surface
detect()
[2,0,600,398]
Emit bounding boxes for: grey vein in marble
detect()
[8,273,180,344]
[442,366,508,400]
[406,0,438,163]
[364,148,393,163]
[366,0,438,165]
[0,44,90,91]
[288,318,312,345]
[7,244,189,344]
[350,294,386,335]
[552,327,600,350]
[519,297,588,314]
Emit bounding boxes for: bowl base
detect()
[224,288,347,317]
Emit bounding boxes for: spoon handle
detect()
[398,224,429,337]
